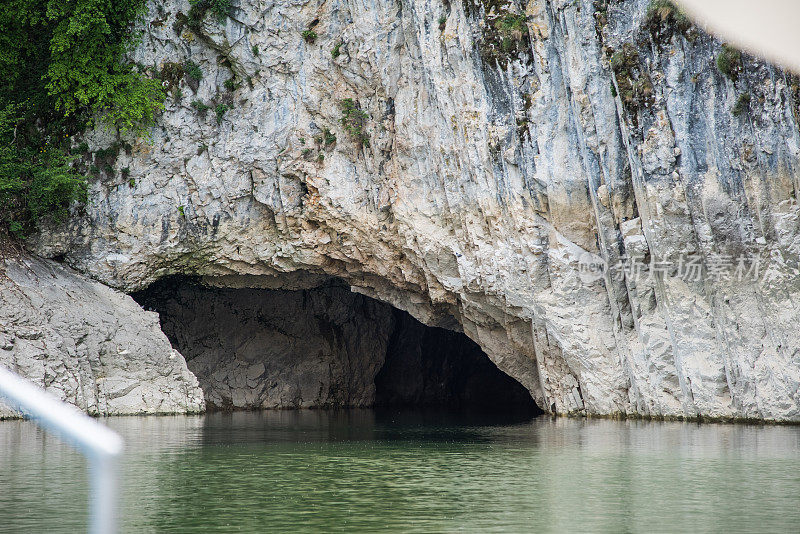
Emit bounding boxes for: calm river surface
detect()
[1,411,799,532]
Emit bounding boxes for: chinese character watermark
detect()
[578,251,764,285]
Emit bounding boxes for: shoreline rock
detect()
[0,253,204,418]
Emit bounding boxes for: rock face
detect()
[0,253,204,417]
[29,0,800,421]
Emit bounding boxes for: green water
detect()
[1,411,799,533]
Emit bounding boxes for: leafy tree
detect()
[0,105,87,237]
[339,98,369,148]
[0,0,163,237]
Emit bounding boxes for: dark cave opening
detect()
[375,310,538,413]
[132,277,541,417]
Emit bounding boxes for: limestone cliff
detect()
[21,0,800,421]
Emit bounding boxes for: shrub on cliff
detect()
[0,0,163,237]
[215,103,231,124]
[0,106,87,237]
[6,0,166,133]
[302,30,318,44]
[340,99,370,148]
[645,0,691,33]
[717,44,742,81]
[733,93,751,116]
[188,0,231,29]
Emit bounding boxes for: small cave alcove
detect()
[132,276,541,417]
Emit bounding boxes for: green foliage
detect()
[733,93,751,116]
[302,30,317,44]
[610,43,639,104]
[191,100,210,113]
[177,204,185,216]
[224,78,236,91]
[0,0,164,237]
[331,43,342,58]
[438,15,447,30]
[252,45,260,56]
[478,10,530,67]
[34,0,165,133]
[94,144,119,161]
[339,98,369,148]
[495,14,527,36]
[0,106,87,237]
[184,61,203,81]
[644,0,691,33]
[717,44,742,81]
[188,0,230,29]
[317,153,324,162]
[322,127,336,146]
[610,43,653,123]
[215,103,230,124]
[494,14,528,55]
[301,148,312,157]
[206,0,231,20]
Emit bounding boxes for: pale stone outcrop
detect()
[25,0,800,421]
[0,254,204,417]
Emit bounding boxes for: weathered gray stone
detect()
[0,254,204,417]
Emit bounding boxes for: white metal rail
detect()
[0,365,123,534]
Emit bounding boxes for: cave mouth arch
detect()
[133,276,541,417]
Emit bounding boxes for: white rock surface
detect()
[27,0,800,421]
[0,254,204,417]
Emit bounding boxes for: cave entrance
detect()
[133,277,540,417]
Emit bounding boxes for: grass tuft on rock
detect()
[340,98,370,148]
[733,93,751,116]
[302,30,317,44]
[717,44,742,81]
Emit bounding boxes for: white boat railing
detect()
[0,365,123,534]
